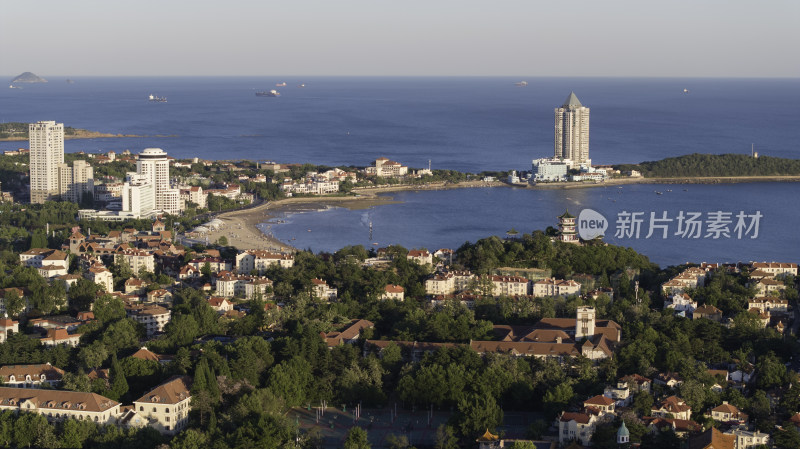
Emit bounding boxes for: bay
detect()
[267,182,799,267]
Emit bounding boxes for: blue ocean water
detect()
[267,183,798,267]
[2,77,798,266]
[2,77,799,171]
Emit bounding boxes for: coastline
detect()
[205,176,800,252]
[203,180,506,252]
[0,130,173,142]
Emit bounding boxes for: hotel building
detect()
[554,92,590,167]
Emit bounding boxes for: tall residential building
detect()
[29,121,64,204]
[58,159,94,203]
[122,173,156,216]
[554,92,590,167]
[136,148,181,215]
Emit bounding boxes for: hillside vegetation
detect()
[615,153,800,178]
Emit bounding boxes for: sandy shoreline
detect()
[202,176,800,252]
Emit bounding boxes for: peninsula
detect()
[0,122,153,141]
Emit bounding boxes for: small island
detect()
[10,71,47,84]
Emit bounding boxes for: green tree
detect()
[435,424,459,449]
[343,426,371,449]
[109,354,129,400]
[451,393,503,440]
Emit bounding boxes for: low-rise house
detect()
[322,319,373,347]
[558,411,597,447]
[0,387,120,424]
[710,402,748,424]
[29,314,91,332]
[654,372,684,388]
[490,275,530,297]
[723,428,769,449]
[747,297,789,314]
[312,279,338,301]
[235,250,294,273]
[208,297,234,313]
[125,278,147,295]
[133,376,191,434]
[665,293,698,314]
[407,249,433,265]
[693,305,723,322]
[146,289,173,304]
[604,374,651,406]
[687,427,736,449]
[188,257,232,273]
[533,278,581,298]
[380,284,405,301]
[750,262,797,279]
[19,248,69,271]
[86,265,114,292]
[56,274,82,291]
[751,278,786,298]
[126,304,171,337]
[652,395,692,421]
[129,347,173,365]
[0,317,19,342]
[39,329,81,347]
[0,363,65,388]
[583,395,615,416]
[644,417,701,437]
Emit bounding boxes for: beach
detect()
[201,175,800,252]
[202,180,505,251]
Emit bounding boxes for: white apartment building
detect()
[126,304,171,337]
[179,185,207,208]
[20,248,69,271]
[29,121,64,204]
[85,265,114,292]
[312,279,338,301]
[559,412,597,446]
[58,160,94,203]
[115,249,155,274]
[751,262,798,279]
[532,158,570,182]
[724,428,770,449]
[0,387,120,424]
[554,92,590,166]
[533,278,582,298]
[122,173,156,217]
[490,275,530,296]
[366,158,408,177]
[235,250,295,274]
[133,376,191,435]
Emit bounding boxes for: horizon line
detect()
[5,74,800,80]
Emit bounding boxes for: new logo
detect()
[578,209,608,240]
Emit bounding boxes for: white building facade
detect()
[554,92,590,167]
[29,121,65,204]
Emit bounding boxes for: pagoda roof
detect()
[562,91,583,108]
[558,210,576,219]
[476,429,499,442]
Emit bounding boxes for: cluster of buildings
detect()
[279,168,355,196]
[28,121,94,204]
[0,365,191,435]
[363,307,619,362]
[559,370,771,449]
[424,269,581,301]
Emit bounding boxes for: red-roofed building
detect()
[558,411,597,446]
[380,284,405,301]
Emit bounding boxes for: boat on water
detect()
[514,81,528,87]
[148,94,167,102]
[276,82,286,87]
[256,90,280,97]
[297,83,306,88]
[683,88,690,94]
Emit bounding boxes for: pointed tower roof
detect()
[617,420,630,437]
[476,429,499,442]
[562,91,583,108]
[558,210,576,219]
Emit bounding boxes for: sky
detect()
[2,0,798,78]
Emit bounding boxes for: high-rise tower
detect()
[136,148,181,215]
[554,92,590,166]
[29,121,64,204]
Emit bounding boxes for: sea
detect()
[2,76,799,266]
